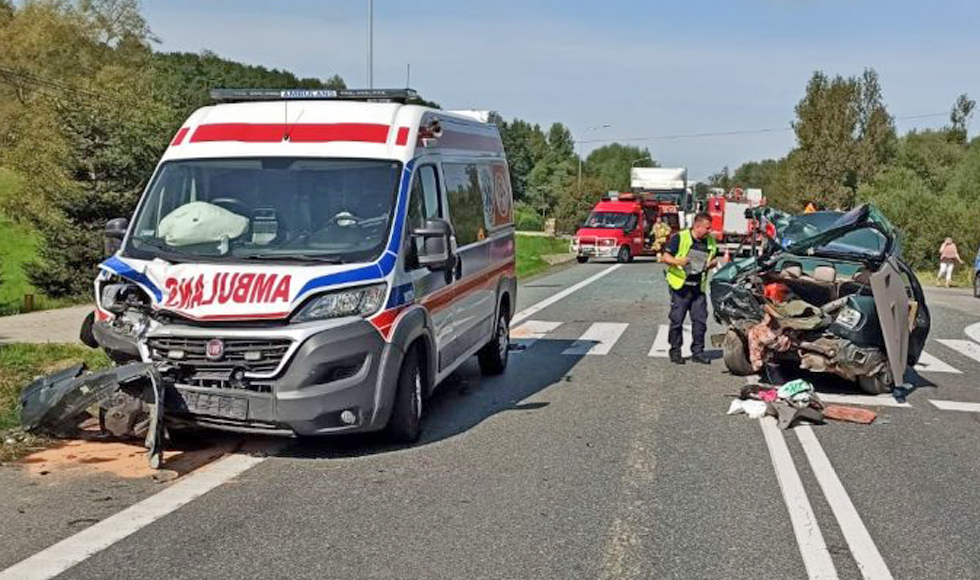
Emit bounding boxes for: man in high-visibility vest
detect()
[662,213,718,365]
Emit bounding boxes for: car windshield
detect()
[778,207,895,259]
[585,212,632,229]
[125,158,402,264]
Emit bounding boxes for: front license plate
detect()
[175,388,248,420]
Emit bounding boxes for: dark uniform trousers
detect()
[668,284,707,357]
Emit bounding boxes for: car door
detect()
[405,163,455,371]
[442,162,496,364]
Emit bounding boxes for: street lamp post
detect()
[367,0,374,88]
[578,124,612,193]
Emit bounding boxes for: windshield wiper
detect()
[238,253,345,264]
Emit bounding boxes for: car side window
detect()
[407,165,441,265]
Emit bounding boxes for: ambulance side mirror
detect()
[104,217,129,256]
[413,218,454,271]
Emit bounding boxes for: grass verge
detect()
[915,266,975,291]
[0,343,109,462]
[516,234,572,279]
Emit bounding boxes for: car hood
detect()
[750,204,898,260]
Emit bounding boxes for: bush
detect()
[514,202,544,231]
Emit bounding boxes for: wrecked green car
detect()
[711,204,930,394]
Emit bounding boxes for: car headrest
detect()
[813,265,837,283]
[781,264,803,278]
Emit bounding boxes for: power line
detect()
[578,112,951,145]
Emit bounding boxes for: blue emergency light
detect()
[210,88,419,103]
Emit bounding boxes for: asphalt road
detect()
[4,260,980,579]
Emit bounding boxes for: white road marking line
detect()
[965,321,980,345]
[648,323,692,357]
[914,351,961,374]
[796,427,893,580]
[817,394,912,409]
[937,339,980,364]
[760,417,839,579]
[510,320,563,351]
[0,454,266,580]
[562,322,629,356]
[513,264,622,325]
[929,399,980,413]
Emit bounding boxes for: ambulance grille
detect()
[148,337,292,375]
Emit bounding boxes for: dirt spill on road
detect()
[18,426,246,480]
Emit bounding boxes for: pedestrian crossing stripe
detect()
[937,339,980,365]
[914,351,961,374]
[561,322,629,356]
[511,320,974,374]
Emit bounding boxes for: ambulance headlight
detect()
[293,283,387,323]
[835,306,862,330]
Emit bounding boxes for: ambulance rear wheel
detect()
[478,309,510,375]
[617,245,633,263]
[576,256,589,264]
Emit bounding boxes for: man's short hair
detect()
[693,212,712,225]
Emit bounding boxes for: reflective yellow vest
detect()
[665,229,718,291]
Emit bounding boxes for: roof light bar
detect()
[209,88,419,103]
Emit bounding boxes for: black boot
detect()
[690,353,711,365]
[669,351,686,365]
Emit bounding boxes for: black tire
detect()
[577,256,589,264]
[478,308,510,375]
[974,274,980,298]
[722,330,754,376]
[386,346,423,443]
[858,372,892,395]
[617,245,633,264]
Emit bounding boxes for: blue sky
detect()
[143,0,979,180]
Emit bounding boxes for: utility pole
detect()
[367,0,374,88]
[406,63,411,88]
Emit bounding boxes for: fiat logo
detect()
[205,339,225,361]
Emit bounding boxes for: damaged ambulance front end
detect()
[711,204,930,394]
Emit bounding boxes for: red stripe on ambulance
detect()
[189,123,391,144]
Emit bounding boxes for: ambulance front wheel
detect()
[576,256,589,264]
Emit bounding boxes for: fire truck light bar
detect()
[210,88,419,103]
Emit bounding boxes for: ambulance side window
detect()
[407,165,442,266]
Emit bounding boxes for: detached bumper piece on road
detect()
[20,362,167,468]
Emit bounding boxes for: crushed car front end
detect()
[711,204,930,394]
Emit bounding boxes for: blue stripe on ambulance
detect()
[99,255,163,302]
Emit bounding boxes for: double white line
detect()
[754,377,893,579]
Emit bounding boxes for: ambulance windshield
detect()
[126,158,402,264]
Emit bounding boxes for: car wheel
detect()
[722,330,754,376]
[386,345,423,443]
[478,308,510,375]
[577,256,589,264]
[617,245,632,263]
[858,372,892,395]
[974,274,980,298]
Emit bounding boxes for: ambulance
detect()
[90,88,517,443]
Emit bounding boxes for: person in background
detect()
[651,216,672,261]
[938,237,964,288]
[662,213,718,365]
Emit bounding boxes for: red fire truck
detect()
[705,187,766,254]
[572,168,693,263]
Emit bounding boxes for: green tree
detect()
[949,93,976,144]
[498,118,547,202]
[555,175,605,234]
[583,143,656,192]
[892,129,967,192]
[526,123,577,218]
